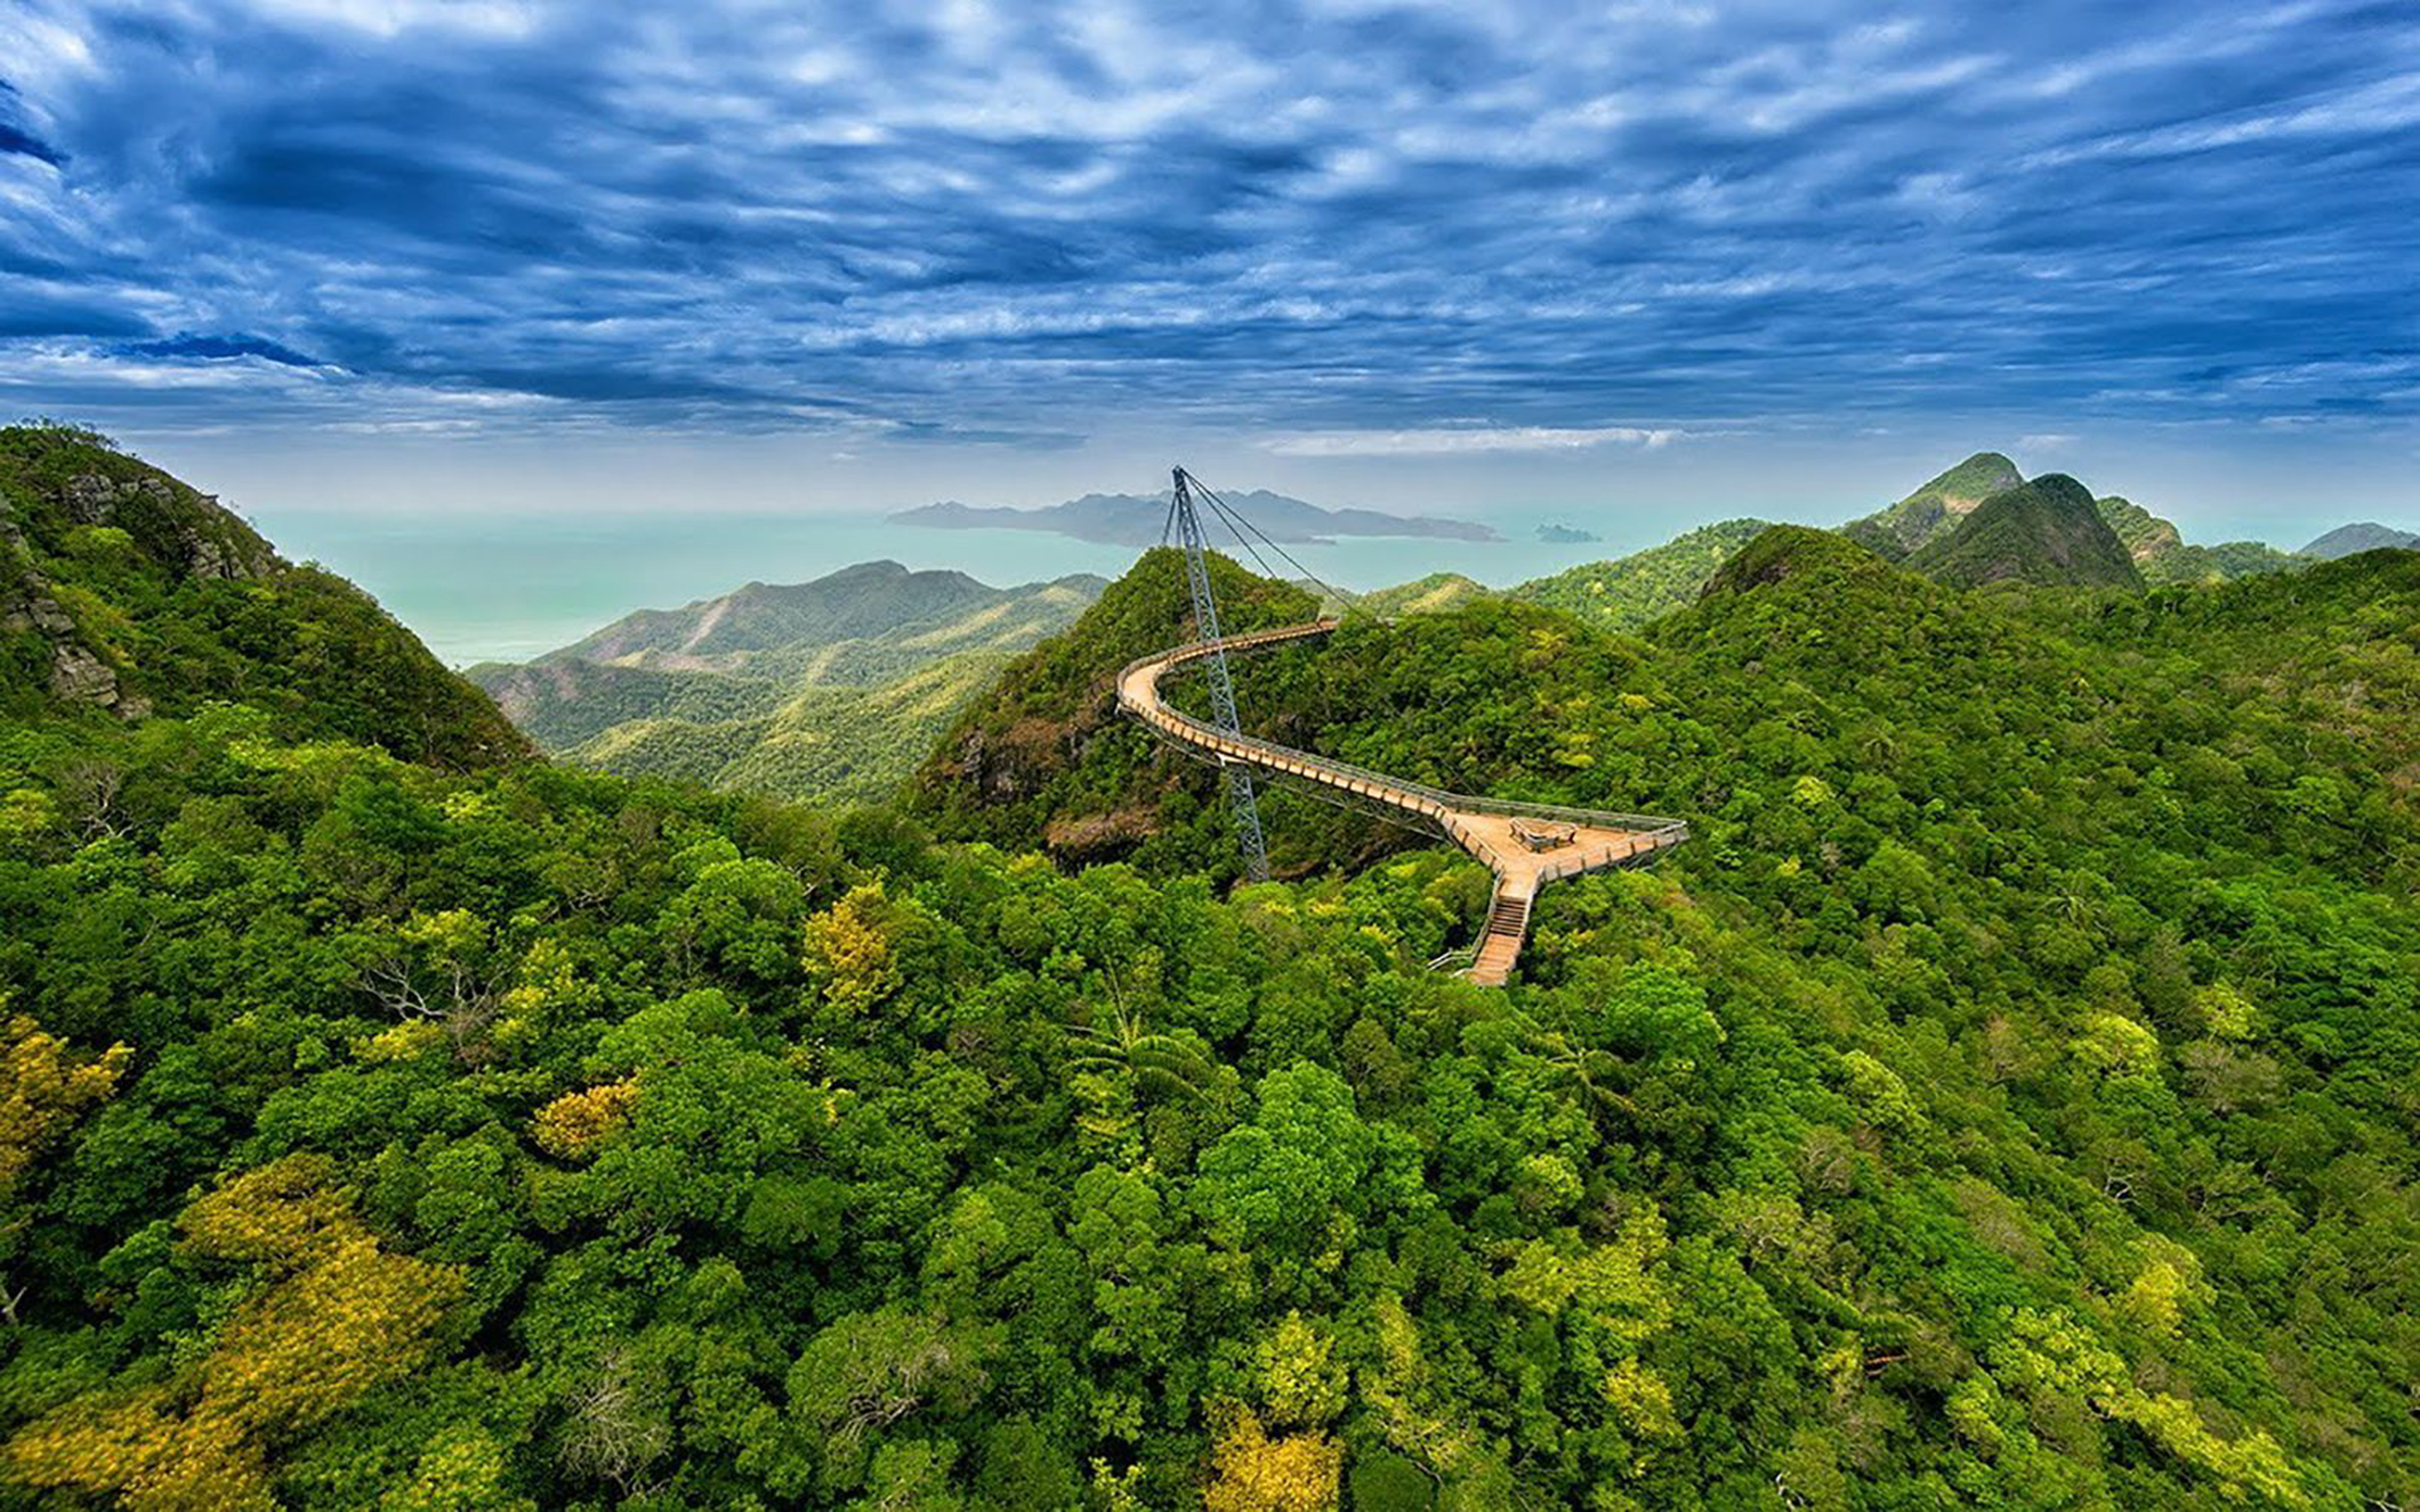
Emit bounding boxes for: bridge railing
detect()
[1116,624,1690,849]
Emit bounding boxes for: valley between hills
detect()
[4,423,2419,1508]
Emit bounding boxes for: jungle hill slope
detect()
[0,425,524,769]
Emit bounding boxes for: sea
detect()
[250,507,1696,667]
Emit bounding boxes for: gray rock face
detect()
[50,643,120,705]
[37,616,144,718]
[63,472,121,525]
[64,472,175,525]
[60,471,270,580]
[6,505,138,713]
[185,532,248,581]
[27,593,76,635]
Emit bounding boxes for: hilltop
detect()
[2092,492,2183,561]
[1840,450,2024,558]
[1347,571,1494,617]
[2302,521,2420,558]
[911,544,1321,864]
[1696,520,1901,598]
[1904,473,2144,588]
[0,425,524,768]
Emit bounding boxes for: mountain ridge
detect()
[2095,494,2302,584]
[470,560,1107,800]
[543,559,1107,673]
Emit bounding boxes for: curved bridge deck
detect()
[1117,621,1687,985]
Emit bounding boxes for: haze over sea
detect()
[254,505,1728,666]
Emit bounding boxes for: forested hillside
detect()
[911,547,1323,868]
[473,563,1103,806]
[3,437,2418,1508]
[1840,452,2024,559]
[1902,474,2143,588]
[0,426,526,769]
[919,525,2420,1505]
[567,648,1023,808]
[1507,518,1772,632]
[2092,496,2301,585]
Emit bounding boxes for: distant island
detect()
[893,488,1500,546]
[1535,522,1599,544]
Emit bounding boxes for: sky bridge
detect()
[1116,471,1687,986]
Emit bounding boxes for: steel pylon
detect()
[1169,466,1269,881]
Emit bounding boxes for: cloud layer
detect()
[3,0,2415,447]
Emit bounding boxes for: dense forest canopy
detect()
[1,430,2417,1509]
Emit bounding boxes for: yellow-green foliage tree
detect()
[6,1155,463,1509]
[0,1009,130,1320]
[0,1010,130,1193]
[1202,1406,1342,1512]
[531,1079,640,1159]
[800,882,902,1015]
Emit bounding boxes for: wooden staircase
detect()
[1466,888,1534,987]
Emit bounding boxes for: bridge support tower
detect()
[1169,466,1269,882]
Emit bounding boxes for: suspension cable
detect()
[1194,486,1289,584]
[1172,467,1294,590]
[1184,472,1354,610]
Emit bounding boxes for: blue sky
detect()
[2,0,2416,542]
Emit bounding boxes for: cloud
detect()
[1266,425,1682,456]
[0,288,149,340]
[0,120,65,166]
[0,77,66,164]
[0,0,2412,444]
[124,333,327,368]
[241,0,542,38]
